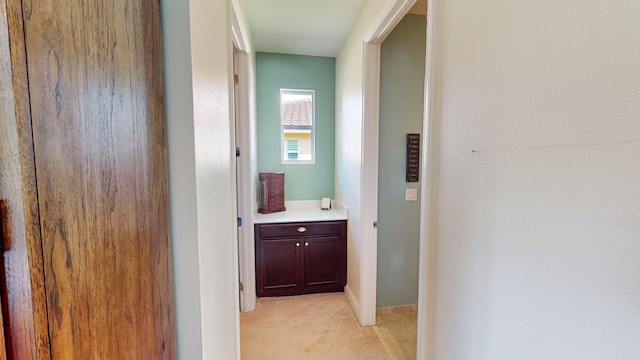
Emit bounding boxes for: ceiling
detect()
[242,0,367,57]
[241,0,428,58]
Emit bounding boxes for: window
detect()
[281,89,315,164]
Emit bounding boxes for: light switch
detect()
[405,188,418,201]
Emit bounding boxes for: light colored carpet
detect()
[240,293,392,360]
[375,305,418,360]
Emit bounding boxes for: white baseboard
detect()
[344,284,365,325]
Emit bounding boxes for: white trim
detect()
[364,0,417,44]
[359,0,415,327]
[417,0,439,359]
[235,52,256,313]
[233,50,244,312]
[231,3,256,313]
[280,88,316,165]
[344,284,361,319]
[359,43,382,326]
[230,0,251,53]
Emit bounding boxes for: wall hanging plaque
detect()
[406,133,420,182]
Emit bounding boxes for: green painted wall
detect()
[256,52,335,201]
[376,15,426,307]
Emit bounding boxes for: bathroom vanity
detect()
[254,202,347,297]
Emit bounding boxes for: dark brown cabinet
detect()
[258,238,303,294]
[255,221,347,297]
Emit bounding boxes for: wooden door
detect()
[16,0,176,358]
[257,238,302,296]
[1,0,51,358]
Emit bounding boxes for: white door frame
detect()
[359,0,418,326]
[234,50,256,312]
[417,0,438,358]
[230,0,256,312]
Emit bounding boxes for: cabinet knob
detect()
[305,242,309,247]
[296,227,307,233]
[296,242,300,247]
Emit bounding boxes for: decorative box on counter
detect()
[258,172,286,214]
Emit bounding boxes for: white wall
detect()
[161,0,240,359]
[160,1,201,357]
[425,0,640,359]
[335,0,387,320]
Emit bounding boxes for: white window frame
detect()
[280,88,315,165]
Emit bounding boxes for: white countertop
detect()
[253,200,348,224]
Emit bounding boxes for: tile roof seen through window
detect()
[281,98,312,127]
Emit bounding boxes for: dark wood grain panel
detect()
[259,221,344,238]
[258,172,286,214]
[257,238,303,296]
[304,235,345,290]
[255,221,347,297]
[1,0,51,357]
[21,0,175,358]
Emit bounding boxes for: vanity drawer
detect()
[258,221,345,239]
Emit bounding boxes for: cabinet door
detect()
[303,235,346,292]
[257,238,302,296]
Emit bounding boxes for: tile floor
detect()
[376,304,418,360]
[240,292,417,360]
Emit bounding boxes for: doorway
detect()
[376,13,426,312]
[231,0,427,357]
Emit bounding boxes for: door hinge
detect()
[234,74,239,85]
[236,147,240,157]
[237,217,242,227]
[373,221,378,228]
[239,282,244,292]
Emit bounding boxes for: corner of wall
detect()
[160,0,203,358]
[344,284,363,323]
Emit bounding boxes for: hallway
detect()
[240,293,394,359]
